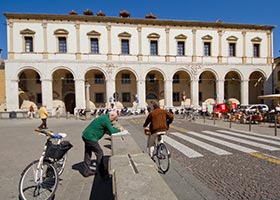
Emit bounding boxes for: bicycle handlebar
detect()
[34,128,66,139]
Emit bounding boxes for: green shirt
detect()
[82,114,121,142]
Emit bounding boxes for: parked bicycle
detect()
[146,130,170,174]
[19,128,73,200]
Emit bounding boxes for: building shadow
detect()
[89,155,114,200]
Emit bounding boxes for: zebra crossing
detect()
[163,129,280,159]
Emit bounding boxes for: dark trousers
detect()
[82,136,106,174]
[39,119,47,129]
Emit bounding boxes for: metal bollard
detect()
[213,116,216,125]
[249,115,251,132]
[229,118,232,128]
[274,114,277,136]
[203,112,206,123]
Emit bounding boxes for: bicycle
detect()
[19,128,73,200]
[146,131,171,174]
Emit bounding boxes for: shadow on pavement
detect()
[89,155,114,200]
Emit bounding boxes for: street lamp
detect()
[85,81,91,120]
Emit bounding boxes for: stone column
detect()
[191,79,199,106]
[192,29,197,62]
[6,78,19,111]
[75,79,85,109]
[165,27,170,62]
[217,80,224,103]
[137,79,146,108]
[164,79,173,107]
[218,30,223,64]
[8,21,14,60]
[242,31,247,64]
[106,23,112,60]
[106,79,116,107]
[85,81,91,119]
[75,23,81,60]
[42,22,48,59]
[137,26,143,61]
[41,79,53,113]
[267,31,272,64]
[241,80,249,105]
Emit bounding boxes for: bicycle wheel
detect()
[19,160,59,200]
[156,143,170,173]
[53,153,67,176]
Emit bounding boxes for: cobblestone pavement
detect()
[124,115,280,200]
[2,115,280,200]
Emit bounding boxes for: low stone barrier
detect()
[0,111,28,119]
[110,132,177,200]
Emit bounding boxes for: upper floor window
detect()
[25,36,33,53]
[251,37,262,58]
[118,32,131,55]
[175,34,187,56]
[227,36,238,57]
[58,37,67,53]
[20,28,35,53]
[202,35,212,57]
[204,42,211,56]
[253,43,260,58]
[177,41,185,56]
[121,39,130,55]
[122,73,131,84]
[147,33,160,56]
[95,74,104,84]
[54,29,69,54]
[90,38,99,54]
[229,43,236,57]
[150,40,158,55]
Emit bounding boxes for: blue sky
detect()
[0,0,279,59]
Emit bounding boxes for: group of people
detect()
[35,101,174,178]
[81,101,174,177]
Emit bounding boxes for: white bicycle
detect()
[19,129,73,200]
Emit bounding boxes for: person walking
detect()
[81,110,124,177]
[38,105,49,129]
[143,102,174,157]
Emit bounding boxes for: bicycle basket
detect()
[45,140,73,160]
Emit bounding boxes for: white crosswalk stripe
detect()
[163,135,203,158]
[203,130,280,151]
[186,131,257,153]
[163,129,280,159]
[217,130,280,146]
[170,132,231,155]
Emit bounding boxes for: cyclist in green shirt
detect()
[82,111,124,177]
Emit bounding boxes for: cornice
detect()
[3,13,274,31]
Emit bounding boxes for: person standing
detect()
[82,111,124,177]
[143,102,174,157]
[38,105,48,129]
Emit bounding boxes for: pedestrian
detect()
[143,102,174,157]
[38,105,49,129]
[81,110,124,177]
[28,105,35,119]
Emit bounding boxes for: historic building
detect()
[3,10,275,114]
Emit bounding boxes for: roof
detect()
[3,13,275,31]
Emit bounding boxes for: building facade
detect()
[4,12,274,114]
